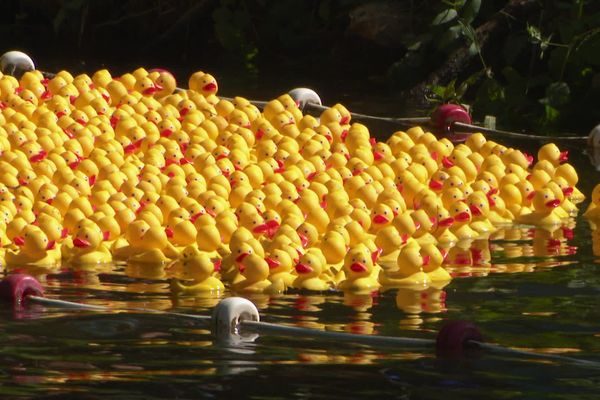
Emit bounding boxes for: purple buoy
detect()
[436,320,483,357]
[431,104,472,133]
[0,274,44,305]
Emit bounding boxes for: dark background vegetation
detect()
[0,0,599,135]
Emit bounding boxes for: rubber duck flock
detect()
[0,66,589,295]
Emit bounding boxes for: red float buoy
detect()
[436,320,483,357]
[0,274,44,305]
[431,104,472,133]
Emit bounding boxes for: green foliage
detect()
[421,0,600,134]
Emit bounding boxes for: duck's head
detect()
[344,244,374,278]
[295,248,325,277]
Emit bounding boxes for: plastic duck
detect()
[584,183,600,220]
[6,225,60,267]
[338,244,381,292]
[232,251,284,294]
[431,207,457,246]
[537,143,568,167]
[517,187,563,227]
[194,215,224,257]
[127,224,176,264]
[378,245,431,288]
[265,247,296,289]
[466,191,496,234]
[448,200,478,240]
[170,248,224,295]
[69,224,112,265]
[420,243,451,283]
[292,248,331,291]
[410,209,437,246]
[555,163,584,204]
[318,230,348,283]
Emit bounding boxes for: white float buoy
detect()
[0,51,35,77]
[288,87,322,108]
[588,124,600,148]
[211,296,260,345]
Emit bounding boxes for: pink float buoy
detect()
[436,320,483,357]
[431,104,472,133]
[0,274,44,305]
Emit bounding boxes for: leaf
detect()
[544,104,560,124]
[444,79,457,99]
[545,81,571,107]
[432,9,458,26]
[468,41,479,56]
[462,0,481,24]
[437,25,462,51]
[527,24,542,43]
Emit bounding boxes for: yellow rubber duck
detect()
[338,244,381,293]
[431,207,457,246]
[232,250,283,294]
[555,163,584,204]
[448,200,478,241]
[170,247,224,295]
[537,143,568,167]
[517,187,564,227]
[292,248,331,291]
[265,247,296,289]
[69,223,112,265]
[420,243,452,283]
[6,225,60,267]
[466,191,496,234]
[378,245,430,288]
[584,183,600,220]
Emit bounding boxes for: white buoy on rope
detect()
[0,50,35,77]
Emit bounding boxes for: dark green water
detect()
[2,64,600,398]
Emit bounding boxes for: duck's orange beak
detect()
[143,85,157,96]
[559,150,568,162]
[469,204,482,216]
[562,186,574,196]
[340,130,348,142]
[373,151,384,161]
[160,129,173,138]
[124,143,137,154]
[165,227,174,238]
[371,247,382,263]
[438,217,454,227]
[527,191,536,201]
[546,199,560,208]
[213,258,221,272]
[350,262,367,273]
[253,223,269,234]
[266,257,280,269]
[61,228,69,238]
[46,240,56,250]
[429,179,443,190]
[298,232,309,248]
[455,211,470,222]
[295,263,312,274]
[202,82,217,92]
[422,255,431,266]
[235,252,250,263]
[73,238,90,248]
[373,214,389,225]
[442,156,454,168]
[29,150,47,163]
[13,236,25,246]
[190,212,204,223]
